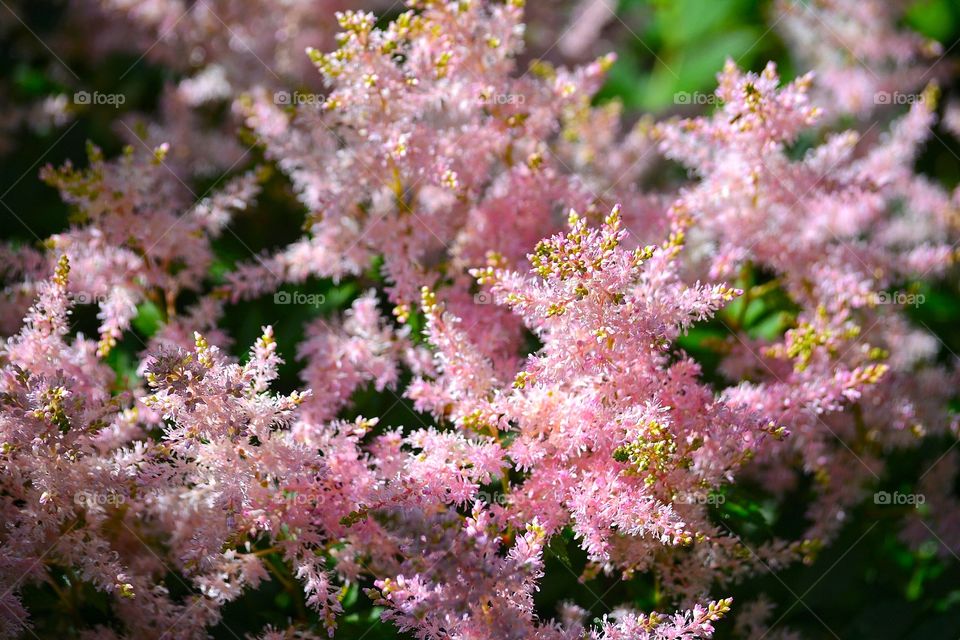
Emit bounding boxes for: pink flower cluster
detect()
[1,1,958,638]
[775,0,946,117]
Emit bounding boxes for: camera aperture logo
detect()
[474,291,493,305]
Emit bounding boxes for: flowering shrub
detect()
[1,0,959,638]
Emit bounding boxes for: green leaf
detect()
[906,0,956,41]
[341,583,359,608]
[655,0,743,46]
[133,300,164,337]
[546,533,573,569]
[14,65,54,96]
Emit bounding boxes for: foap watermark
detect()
[74,91,126,108]
[69,291,110,305]
[674,91,720,106]
[874,490,925,506]
[867,290,925,308]
[678,492,726,506]
[274,290,327,308]
[874,91,927,106]
[279,490,326,506]
[474,291,493,305]
[273,91,327,107]
[476,490,510,506]
[479,91,526,106]
[74,491,127,507]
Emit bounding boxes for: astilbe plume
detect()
[228,0,672,389]
[317,208,748,638]
[775,0,946,118]
[76,0,365,88]
[522,0,618,63]
[0,256,319,637]
[0,212,745,638]
[230,1,616,307]
[656,60,959,554]
[22,143,259,356]
[0,256,142,636]
[63,0,399,177]
[4,0,606,175]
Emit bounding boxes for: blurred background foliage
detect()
[2,0,960,638]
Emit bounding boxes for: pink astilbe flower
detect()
[776,0,944,117]
[366,509,554,639]
[62,0,398,176]
[2,263,320,637]
[657,60,958,553]
[79,0,394,91]
[230,0,614,308]
[0,257,153,635]
[36,143,259,355]
[403,208,772,599]
[176,208,745,639]
[591,598,733,640]
[296,291,426,423]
